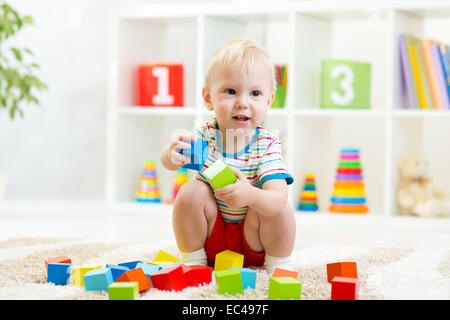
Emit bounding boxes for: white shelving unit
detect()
[106,1,450,226]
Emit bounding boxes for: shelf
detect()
[292,109,386,117]
[117,106,197,116]
[393,109,450,118]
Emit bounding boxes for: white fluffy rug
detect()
[0,237,449,300]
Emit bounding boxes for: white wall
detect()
[0,0,220,201]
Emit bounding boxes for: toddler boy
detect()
[160,38,296,273]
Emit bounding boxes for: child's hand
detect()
[214,167,253,208]
[167,133,197,168]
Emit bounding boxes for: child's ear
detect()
[267,91,275,108]
[202,86,214,111]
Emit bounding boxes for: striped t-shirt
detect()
[193,118,294,223]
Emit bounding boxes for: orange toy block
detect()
[331,276,359,300]
[45,255,71,271]
[272,268,298,280]
[326,262,357,283]
[115,268,152,292]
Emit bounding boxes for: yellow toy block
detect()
[148,260,177,266]
[154,250,180,264]
[73,265,102,287]
[214,250,244,271]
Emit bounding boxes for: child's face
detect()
[203,59,274,134]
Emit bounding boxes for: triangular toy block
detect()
[268,277,302,300]
[331,276,359,300]
[272,268,298,280]
[108,282,139,300]
[105,264,130,281]
[326,261,357,283]
[135,262,161,286]
[214,250,244,271]
[83,268,114,292]
[230,267,257,290]
[118,260,143,270]
[115,268,152,292]
[215,269,244,295]
[73,265,102,287]
[154,250,181,264]
[45,255,72,271]
[150,265,187,292]
[182,265,213,287]
[202,159,237,190]
[47,263,72,286]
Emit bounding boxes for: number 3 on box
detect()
[330,64,354,106]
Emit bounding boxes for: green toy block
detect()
[214,269,244,295]
[268,277,302,300]
[202,159,237,190]
[108,282,139,300]
[320,59,371,109]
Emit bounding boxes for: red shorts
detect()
[204,209,265,268]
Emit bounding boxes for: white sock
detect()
[264,254,293,275]
[180,248,208,266]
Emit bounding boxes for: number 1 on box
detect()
[152,67,174,105]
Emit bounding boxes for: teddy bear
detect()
[397,154,450,218]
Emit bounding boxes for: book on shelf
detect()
[399,34,450,110]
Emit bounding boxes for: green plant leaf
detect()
[10,47,22,61]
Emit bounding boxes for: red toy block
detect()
[331,276,359,300]
[272,268,298,280]
[326,262,357,283]
[115,267,152,292]
[137,63,184,107]
[182,265,213,287]
[150,265,187,291]
[45,255,71,271]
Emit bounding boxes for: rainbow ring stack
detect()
[135,160,161,203]
[329,148,368,214]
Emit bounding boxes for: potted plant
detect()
[0,2,47,205]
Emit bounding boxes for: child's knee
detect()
[175,179,213,207]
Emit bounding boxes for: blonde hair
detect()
[204,38,276,92]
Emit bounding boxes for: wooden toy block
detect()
[331,276,359,300]
[150,265,187,292]
[178,138,208,171]
[268,277,302,300]
[47,263,72,286]
[137,63,184,107]
[202,159,237,190]
[108,282,139,300]
[72,265,102,287]
[230,267,257,290]
[272,268,298,280]
[105,264,130,281]
[136,262,161,285]
[118,260,143,270]
[83,268,113,292]
[182,265,213,287]
[214,250,244,271]
[115,268,152,293]
[45,255,71,271]
[154,250,181,264]
[215,269,244,295]
[326,262,357,283]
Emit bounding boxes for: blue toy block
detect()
[230,267,257,290]
[118,260,143,270]
[83,268,113,292]
[178,138,208,171]
[106,264,130,281]
[47,263,72,285]
[158,263,180,269]
[136,262,161,285]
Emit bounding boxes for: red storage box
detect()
[137,63,184,107]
